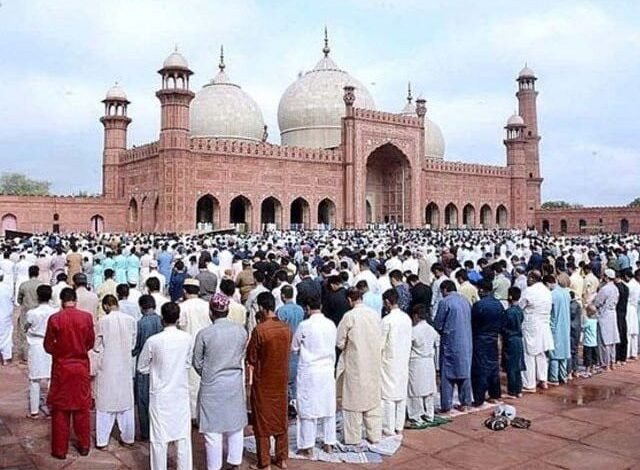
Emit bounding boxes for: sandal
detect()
[511,417,531,429]
[484,415,509,431]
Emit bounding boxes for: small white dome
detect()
[277,35,375,149]
[105,83,127,100]
[163,51,189,70]
[506,114,525,126]
[190,64,265,142]
[399,91,445,159]
[518,65,535,79]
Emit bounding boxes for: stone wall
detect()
[535,207,640,234]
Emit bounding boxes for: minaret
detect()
[156,48,194,149]
[100,83,131,198]
[504,113,528,228]
[156,49,195,232]
[516,64,543,223]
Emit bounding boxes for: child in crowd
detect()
[407,305,438,427]
[582,305,599,377]
[501,287,525,398]
[568,291,583,380]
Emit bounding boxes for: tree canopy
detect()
[540,200,583,209]
[0,172,51,196]
[629,197,640,207]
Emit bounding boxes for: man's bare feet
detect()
[273,460,287,469]
[296,448,314,458]
[322,444,334,454]
[539,382,549,390]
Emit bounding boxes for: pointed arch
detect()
[621,219,629,234]
[425,203,439,228]
[317,198,336,228]
[480,204,492,228]
[444,203,459,228]
[230,195,252,230]
[127,198,138,232]
[290,197,310,229]
[196,194,220,231]
[560,219,568,234]
[366,143,411,225]
[542,219,550,232]
[579,219,587,232]
[496,204,508,228]
[462,204,476,228]
[1,213,17,234]
[153,197,160,232]
[90,214,104,233]
[260,196,283,230]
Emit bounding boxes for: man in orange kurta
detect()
[44,287,95,459]
[247,292,292,469]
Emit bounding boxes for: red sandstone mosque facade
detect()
[0,36,638,235]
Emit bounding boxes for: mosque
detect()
[0,32,637,235]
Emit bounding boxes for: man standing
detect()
[520,270,554,391]
[132,295,163,442]
[17,266,43,361]
[235,259,256,304]
[380,289,412,436]
[73,273,98,320]
[94,295,137,449]
[43,288,95,459]
[433,280,473,413]
[624,269,640,360]
[193,293,247,470]
[0,270,13,365]
[247,292,291,470]
[138,302,193,470]
[245,271,268,335]
[177,278,211,421]
[594,269,620,370]
[277,285,305,418]
[470,279,504,407]
[293,294,337,456]
[336,288,382,445]
[24,285,57,417]
[545,275,571,385]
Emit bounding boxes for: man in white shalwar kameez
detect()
[177,279,211,421]
[407,306,438,424]
[94,295,137,448]
[292,294,337,456]
[0,271,13,365]
[624,270,640,359]
[519,271,554,391]
[336,288,382,445]
[380,289,412,435]
[24,285,56,417]
[138,301,193,470]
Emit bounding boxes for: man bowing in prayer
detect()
[336,287,382,445]
[293,294,337,457]
[138,302,193,470]
[44,288,95,460]
[433,280,473,414]
[193,293,247,470]
[380,289,412,436]
[94,294,137,449]
[247,292,292,470]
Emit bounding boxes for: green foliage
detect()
[629,197,640,207]
[541,200,573,209]
[0,172,50,196]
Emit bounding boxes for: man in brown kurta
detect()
[247,291,292,469]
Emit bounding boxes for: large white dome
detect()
[400,88,445,159]
[277,35,375,149]
[190,56,265,142]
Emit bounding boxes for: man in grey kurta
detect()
[193,292,247,470]
[595,269,620,369]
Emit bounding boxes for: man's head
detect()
[508,286,521,304]
[60,287,77,306]
[527,270,542,286]
[73,272,88,288]
[36,284,52,304]
[355,279,369,294]
[431,263,444,278]
[116,283,129,300]
[256,292,276,322]
[281,284,294,303]
[411,304,428,325]
[389,269,403,286]
[440,280,457,297]
[543,274,557,289]
[346,286,363,308]
[146,277,160,293]
[219,278,236,297]
[209,292,230,321]
[138,294,156,313]
[183,278,200,297]
[28,265,39,279]
[477,278,494,297]
[56,273,68,284]
[328,275,342,292]
[101,294,119,314]
[104,268,115,280]
[382,288,399,310]
[455,269,468,284]
[161,302,180,326]
[306,293,322,311]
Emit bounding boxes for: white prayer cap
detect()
[604,269,616,279]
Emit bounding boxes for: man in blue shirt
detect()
[276,285,304,418]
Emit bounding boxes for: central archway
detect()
[366,144,411,225]
[196,194,220,231]
[230,195,252,230]
[290,197,310,230]
[260,196,282,230]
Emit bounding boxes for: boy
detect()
[582,305,599,377]
[407,305,438,426]
[501,287,525,398]
[568,291,583,379]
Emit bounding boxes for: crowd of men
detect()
[0,228,639,470]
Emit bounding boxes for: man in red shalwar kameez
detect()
[247,292,292,470]
[44,287,95,459]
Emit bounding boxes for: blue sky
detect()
[1,0,639,205]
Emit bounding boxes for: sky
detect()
[0,0,639,205]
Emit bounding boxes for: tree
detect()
[629,197,640,207]
[0,172,51,196]
[541,200,573,209]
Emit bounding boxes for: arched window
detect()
[542,220,550,232]
[560,219,568,233]
[621,219,629,234]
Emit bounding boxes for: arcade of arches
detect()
[424,203,508,229]
[366,144,411,225]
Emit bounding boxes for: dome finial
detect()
[174,43,178,52]
[407,81,413,103]
[219,45,225,72]
[323,26,330,57]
